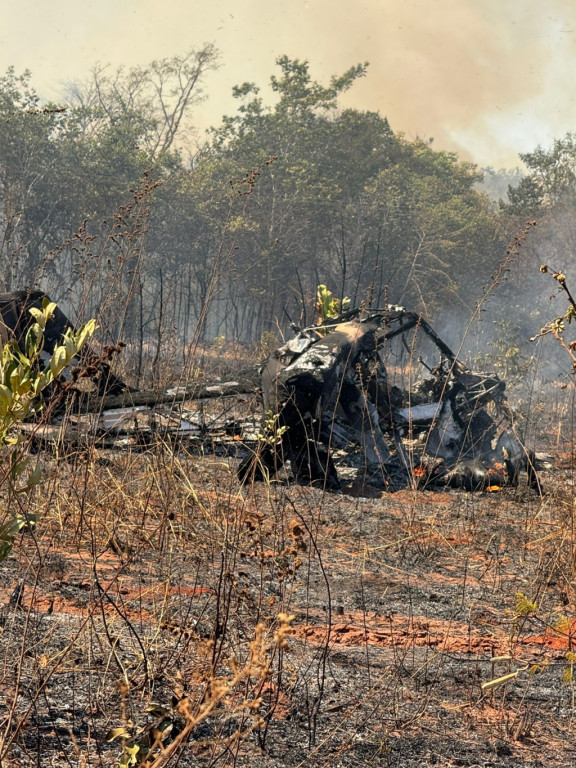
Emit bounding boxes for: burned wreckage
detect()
[239,305,537,492]
[2,290,536,493]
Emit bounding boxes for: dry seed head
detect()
[274,613,295,649]
[210,677,230,699]
[288,519,307,551]
[249,634,271,675]
[288,519,303,537]
[242,697,263,711]
[176,696,193,717]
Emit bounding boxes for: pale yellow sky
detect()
[2,0,576,168]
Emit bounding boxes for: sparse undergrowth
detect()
[0,411,576,767]
[2,263,576,766]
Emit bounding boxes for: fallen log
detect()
[89,368,262,411]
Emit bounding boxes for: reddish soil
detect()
[1,448,576,767]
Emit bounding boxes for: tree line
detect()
[0,48,570,378]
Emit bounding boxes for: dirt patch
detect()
[295,613,510,654]
[0,451,575,766]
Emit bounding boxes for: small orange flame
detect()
[486,485,501,493]
[413,465,427,477]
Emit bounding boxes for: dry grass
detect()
[0,386,575,768]
[0,307,575,766]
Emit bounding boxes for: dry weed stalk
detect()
[107,614,294,767]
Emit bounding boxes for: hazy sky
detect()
[2,0,576,169]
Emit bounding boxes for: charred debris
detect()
[6,292,539,494]
[237,305,538,493]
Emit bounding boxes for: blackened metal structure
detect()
[239,305,537,492]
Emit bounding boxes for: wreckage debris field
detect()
[1,427,576,767]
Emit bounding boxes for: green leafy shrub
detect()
[475,319,534,383]
[0,299,96,561]
[315,284,350,323]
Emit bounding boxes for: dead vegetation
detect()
[1,239,576,766]
[0,378,575,767]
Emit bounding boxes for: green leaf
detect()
[119,743,140,767]
[62,334,77,361]
[146,704,171,717]
[106,726,132,742]
[41,300,57,321]
[33,371,53,395]
[50,345,69,377]
[16,466,44,493]
[0,512,32,562]
[9,368,22,393]
[24,326,42,358]
[0,384,12,416]
[76,319,98,350]
[28,307,46,329]
[515,592,537,616]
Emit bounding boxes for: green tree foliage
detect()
[507,134,576,212]
[191,57,503,331]
[0,53,508,353]
[201,58,394,328]
[0,68,74,287]
[0,48,217,287]
[362,139,504,312]
[198,57,505,327]
[498,134,576,342]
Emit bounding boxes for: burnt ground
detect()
[0,433,576,766]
